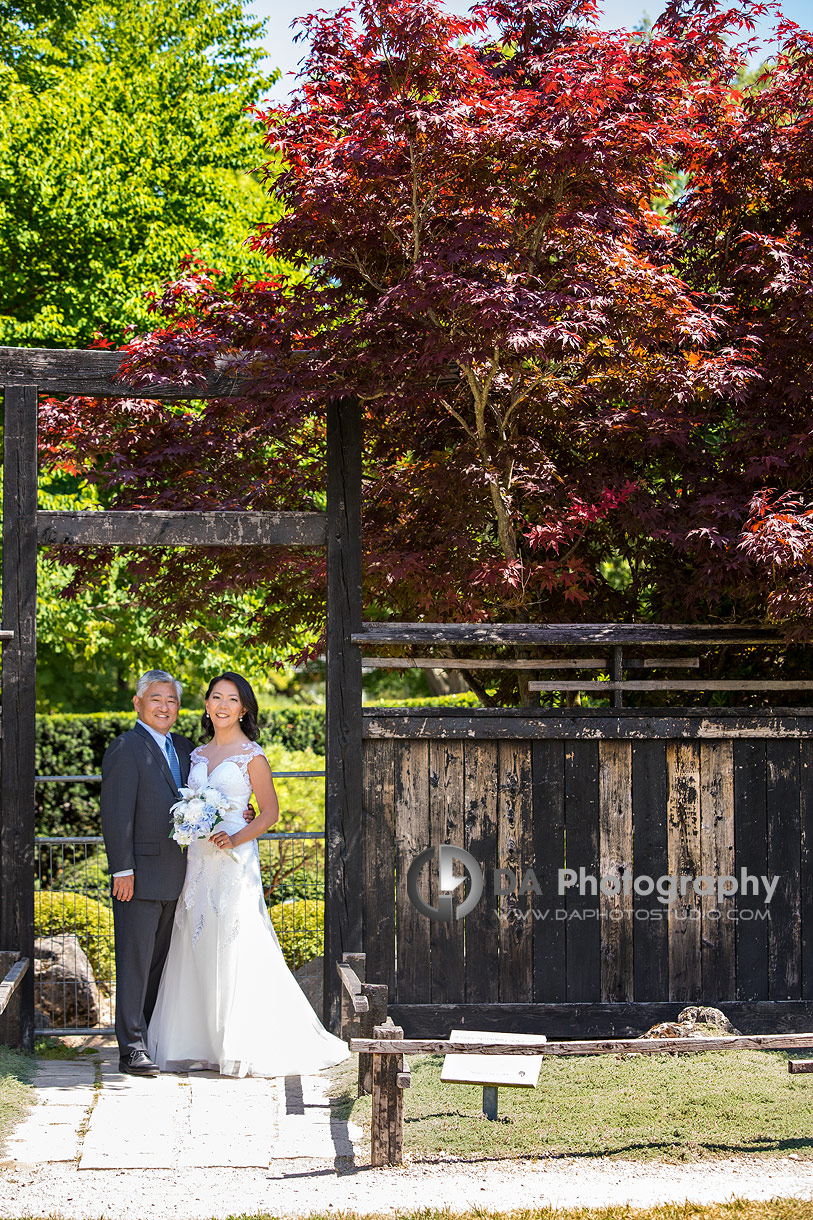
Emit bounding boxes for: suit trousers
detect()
[112,895,177,1056]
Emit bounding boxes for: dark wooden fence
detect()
[361,708,813,1037]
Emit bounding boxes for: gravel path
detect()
[1,1154,813,1218]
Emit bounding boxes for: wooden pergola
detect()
[0,346,363,1049]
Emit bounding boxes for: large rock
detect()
[294,955,323,1016]
[641,1004,740,1040]
[34,935,99,1028]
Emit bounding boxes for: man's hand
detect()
[242,806,256,824]
[112,875,135,902]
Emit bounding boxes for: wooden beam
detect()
[360,657,702,671]
[528,680,813,692]
[324,394,364,1033]
[0,632,13,641]
[362,710,813,740]
[353,623,787,646]
[361,657,608,670]
[1,385,37,1051]
[0,346,462,399]
[0,346,248,399]
[789,1060,813,1073]
[0,957,29,1016]
[350,1030,813,1057]
[38,510,327,547]
[387,1000,813,1038]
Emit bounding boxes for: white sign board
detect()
[440,1029,547,1088]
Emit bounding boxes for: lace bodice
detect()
[188,742,266,823]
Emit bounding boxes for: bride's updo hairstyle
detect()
[200,672,261,742]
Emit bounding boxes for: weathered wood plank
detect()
[1,385,37,1051]
[38,510,327,547]
[352,1029,813,1056]
[531,741,566,1002]
[394,740,431,1004]
[363,740,396,997]
[529,680,813,691]
[0,346,249,398]
[0,957,28,1015]
[734,740,769,1001]
[632,742,669,1002]
[802,741,813,1001]
[497,742,533,1003]
[428,740,465,1003]
[599,742,633,1002]
[363,712,813,741]
[463,742,499,1004]
[565,741,601,1002]
[353,624,786,646]
[361,658,701,670]
[387,1000,813,1038]
[699,742,736,1002]
[324,395,363,1031]
[667,742,702,1002]
[767,740,801,1000]
[362,657,608,669]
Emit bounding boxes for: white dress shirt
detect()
[112,720,175,879]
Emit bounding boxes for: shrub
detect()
[35,708,326,836]
[34,891,115,990]
[268,898,323,971]
[59,849,112,908]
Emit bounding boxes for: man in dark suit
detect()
[101,669,192,1077]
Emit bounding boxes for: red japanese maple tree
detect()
[40,0,813,701]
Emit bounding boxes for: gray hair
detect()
[136,670,183,701]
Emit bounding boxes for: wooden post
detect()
[371,1019,404,1166]
[358,981,388,1095]
[324,394,363,1032]
[612,645,623,708]
[0,951,23,1046]
[1,385,37,1051]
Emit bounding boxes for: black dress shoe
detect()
[119,1049,159,1076]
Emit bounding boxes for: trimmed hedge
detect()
[36,708,326,837]
[268,898,324,971]
[34,891,115,989]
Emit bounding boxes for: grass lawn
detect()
[225,1209,813,1220]
[0,1046,34,1149]
[329,1050,813,1162]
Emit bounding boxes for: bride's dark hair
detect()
[200,672,261,742]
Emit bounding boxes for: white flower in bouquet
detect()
[169,783,240,860]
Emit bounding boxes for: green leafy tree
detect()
[0,0,281,347]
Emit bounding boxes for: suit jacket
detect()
[100,723,193,902]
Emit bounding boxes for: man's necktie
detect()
[164,734,182,786]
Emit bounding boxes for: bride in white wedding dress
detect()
[147,672,349,1078]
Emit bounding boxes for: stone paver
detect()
[3,1060,96,1165]
[3,1042,360,1171]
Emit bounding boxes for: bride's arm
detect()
[213,754,279,850]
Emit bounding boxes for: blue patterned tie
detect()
[164,734,182,786]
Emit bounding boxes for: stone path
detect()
[4,1043,360,1170]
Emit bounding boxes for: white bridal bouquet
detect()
[169,784,240,860]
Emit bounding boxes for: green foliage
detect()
[58,849,112,908]
[35,709,327,836]
[267,899,323,972]
[0,0,283,347]
[34,891,115,988]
